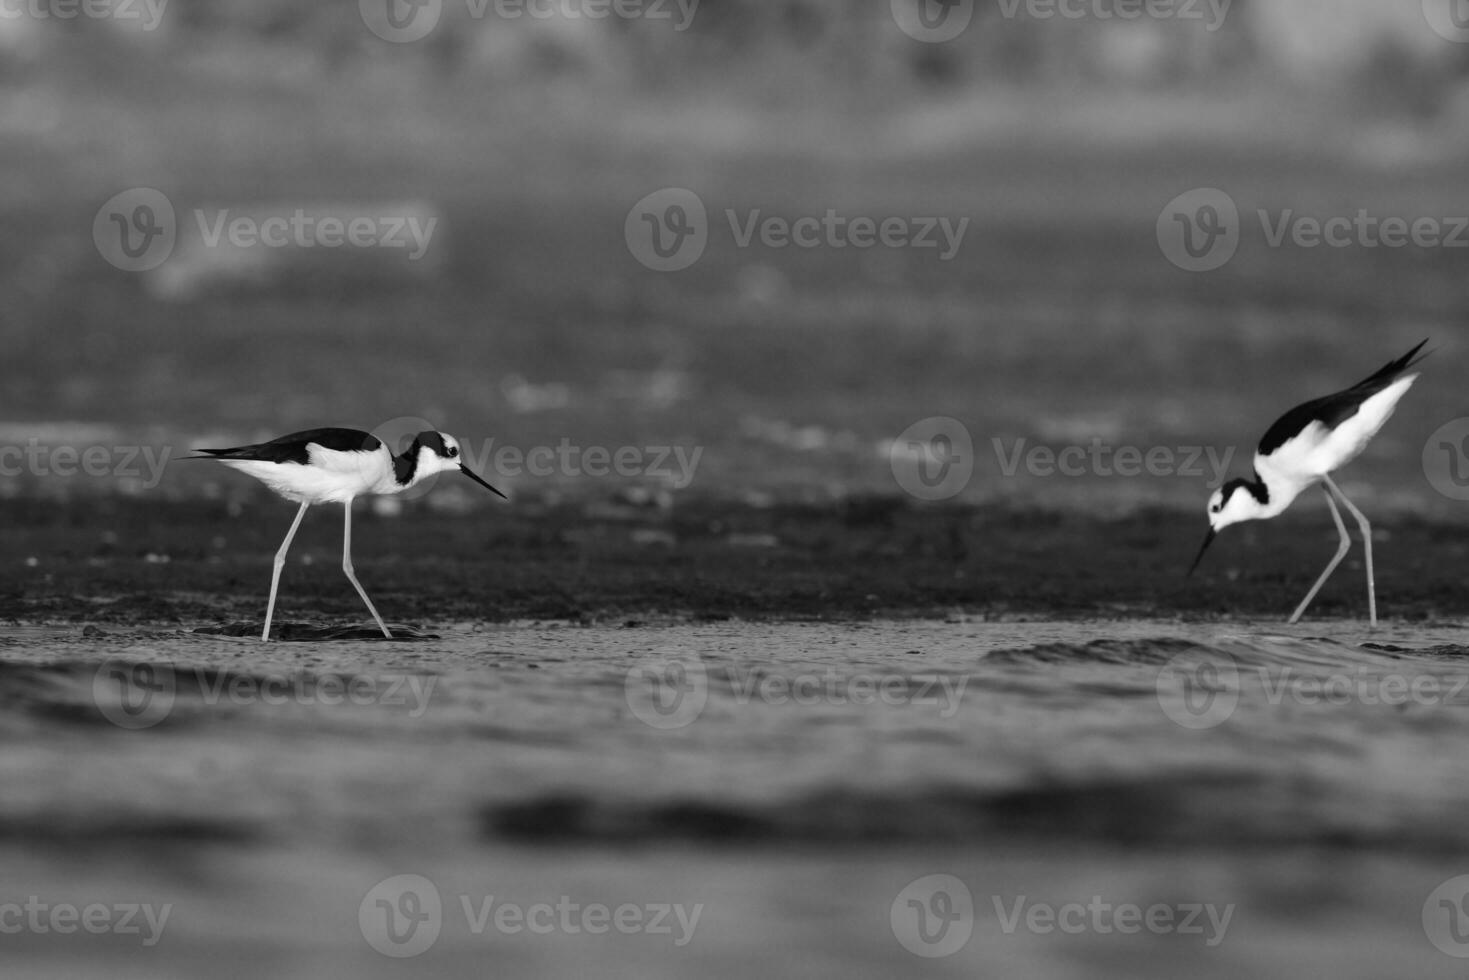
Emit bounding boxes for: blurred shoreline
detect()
[8,10,1469,513]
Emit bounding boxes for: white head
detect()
[1191,478,1269,575]
[404,431,507,498]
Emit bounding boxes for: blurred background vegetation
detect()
[4,0,1469,512]
[10,0,1467,107]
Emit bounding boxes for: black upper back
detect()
[1256,340,1428,456]
[195,428,382,464]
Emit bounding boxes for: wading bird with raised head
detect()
[1189,340,1430,626]
[193,428,507,641]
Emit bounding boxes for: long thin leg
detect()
[343,500,392,639]
[1322,474,1376,627]
[1288,487,1350,626]
[263,501,311,643]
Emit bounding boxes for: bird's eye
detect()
[447,447,459,458]
[1211,505,1220,514]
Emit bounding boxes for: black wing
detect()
[1257,339,1429,456]
[193,428,382,464]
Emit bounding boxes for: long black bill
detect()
[1187,528,1217,578]
[460,465,508,500]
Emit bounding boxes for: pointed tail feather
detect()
[1354,338,1431,390]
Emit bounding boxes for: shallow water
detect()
[6,619,1469,978]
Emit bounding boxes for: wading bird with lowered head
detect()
[1189,340,1429,626]
[194,428,507,641]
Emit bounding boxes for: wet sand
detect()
[6,619,1469,977]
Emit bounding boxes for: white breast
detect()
[222,446,395,504]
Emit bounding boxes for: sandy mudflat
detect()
[2,497,1465,625]
[3,619,1469,978]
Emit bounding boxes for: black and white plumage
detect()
[1189,339,1430,625]
[194,428,507,642]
